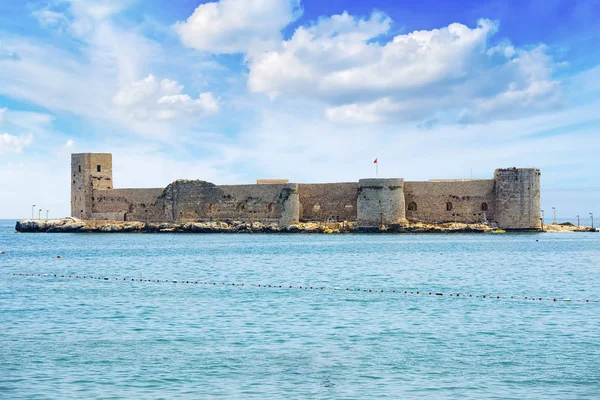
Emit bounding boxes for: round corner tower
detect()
[279,183,300,226]
[493,168,541,230]
[357,178,407,228]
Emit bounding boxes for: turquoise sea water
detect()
[1,219,600,399]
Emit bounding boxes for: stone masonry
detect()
[71,153,542,230]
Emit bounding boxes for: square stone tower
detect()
[71,153,113,219]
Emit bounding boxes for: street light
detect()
[38,208,42,220]
[552,207,556,224]
[32,204,36,220]
[591,213,594,230]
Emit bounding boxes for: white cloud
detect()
[32,9,70,31]
[113,74,219,121]
[0,1,223,142]
[0,40,19,60]
[324,97,399,123]
[174,0,302,54]
[247,15,561,124]
[0,133,33,154]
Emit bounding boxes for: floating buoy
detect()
[57,255,62,259]
[0,251,5,254]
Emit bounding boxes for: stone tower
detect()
[357,178,407,228]
[493,168,541,230]
[279,183,300,226]
[71,153,113,219]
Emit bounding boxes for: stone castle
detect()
[71,153,542,230]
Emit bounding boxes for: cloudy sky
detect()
[0,0,598,220]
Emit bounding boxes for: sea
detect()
[1,218,599,399]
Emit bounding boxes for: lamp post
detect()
[46,210,49,221]
[540,209,544,230]
[38,208,42,220]
[552,207,556,224]
[32,204,36,220]
[591,213,594,230]
[577,215,580,227]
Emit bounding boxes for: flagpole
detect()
[376,160,378,177]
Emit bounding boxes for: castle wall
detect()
[92,188,165,221]
[404,180,495,224]
[160,180,299,225]
[71,153,540,230]
[297,183,358,221]
[493,168,541,230]
[357,179,406,227]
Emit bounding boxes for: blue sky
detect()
[0,0,599,220]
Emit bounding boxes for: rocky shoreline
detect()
[11,217,531,234]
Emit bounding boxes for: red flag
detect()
[373,158,378,164]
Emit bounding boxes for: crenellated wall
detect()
[71,153,541,230]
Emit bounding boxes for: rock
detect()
[101,224,124,232]
[13,217,559,234]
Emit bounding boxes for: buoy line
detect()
[10,273,598,304]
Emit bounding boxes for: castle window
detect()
[209,204,217,213]
[97,165,101,172]
[237,202,245,212]
[78,165,81,173]
[268,203,275,213]
[313,203,321,212]
[481,202,488,211]
[408,201,417,211]
[446,202,453,211]
[344,204,353,211]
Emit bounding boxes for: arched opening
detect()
[408,201,417,211]
[209,204,217,213]
[268,203,275,213]
[446,202,453,211]
[481,202,488,211]
[237,202,245,212]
